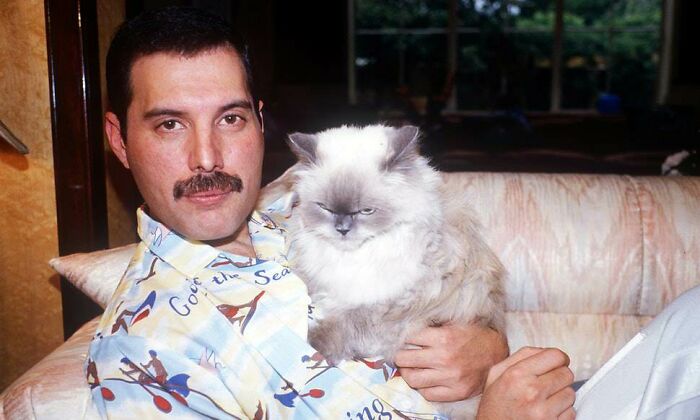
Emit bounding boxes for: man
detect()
[89,7,574,418]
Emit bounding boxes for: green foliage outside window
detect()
[355,0,661,110]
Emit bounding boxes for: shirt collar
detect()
[250,189,298,266]
[136,204,291,278]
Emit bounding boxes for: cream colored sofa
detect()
[2,172,700,419]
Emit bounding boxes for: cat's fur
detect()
[276,124,505,419]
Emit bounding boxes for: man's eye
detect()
[220,114,243,125]
[159,120,183,130]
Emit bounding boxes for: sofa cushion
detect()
[633,177,700,315]
[48,244,135,308]
[505,311,652,380]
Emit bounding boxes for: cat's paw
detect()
[308,325,350,365]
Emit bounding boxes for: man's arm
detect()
[395,323,509,401]
[477,347,576,420]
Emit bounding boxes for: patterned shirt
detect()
[86,192,443,419]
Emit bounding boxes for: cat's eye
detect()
[359,208,375,215]
[316,202,331,212]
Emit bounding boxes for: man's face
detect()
[106,47,264,245]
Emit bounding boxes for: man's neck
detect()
[141,206,257,258]
[204,224,257,258]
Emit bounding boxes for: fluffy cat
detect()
[275,124,505,419]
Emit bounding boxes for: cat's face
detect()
[297,167,397,249]
[288,125,434,251]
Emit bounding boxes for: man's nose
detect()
[189,127,223,172]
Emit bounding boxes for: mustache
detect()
[173,171,243,200]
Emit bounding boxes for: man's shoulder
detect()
[91,244,193,348]
[99,242,176,319]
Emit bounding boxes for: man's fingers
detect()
[401,367,481,401]
[403,326,444,347]
[538,365,575,397]
[395,347,440,368]
[547,386,576,418]
[486,347,570,389]
[398,367,442,389]
[486,346,545,385]
[558,407,576,420]
[497,346,545,370]
[513,347,570,377]
[479,347,575,420]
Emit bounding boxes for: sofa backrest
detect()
[444,172,700,378]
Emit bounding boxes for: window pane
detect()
[356,0,449,29]
[456,33,490,109]
[353,0,661,112]
[560,31,607,109]
[561,0,661,109]
[608,29,660,108]
[510,31,553,111]
[355,34,401,105]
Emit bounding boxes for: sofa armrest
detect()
[0,318,100,419]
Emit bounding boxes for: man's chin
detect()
[167,212,233,237]
[178,225,241,244]
[173,201,248,235]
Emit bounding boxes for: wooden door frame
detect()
[44,0,107,339]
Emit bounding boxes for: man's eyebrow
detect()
[218,99,253,114]
[143,108,185,120]
[142,100,253,120]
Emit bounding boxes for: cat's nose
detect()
[334,214,353,236]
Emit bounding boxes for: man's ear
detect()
[257,100,265,134]
[105,112,129,169]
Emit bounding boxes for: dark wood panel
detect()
[45,0,107,339]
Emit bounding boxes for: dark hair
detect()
[106,7,258,135]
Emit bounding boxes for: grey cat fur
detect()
[260,124,505,419]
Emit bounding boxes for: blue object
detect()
[596,93,621,114]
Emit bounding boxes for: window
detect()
[349,0,662,113]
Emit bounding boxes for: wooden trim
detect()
[347,0,356,105]
[550,0,564,112]
[445,0,458,111]
[45,0,107,339]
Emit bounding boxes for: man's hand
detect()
[476,347,576,420]
[395,323,509,402]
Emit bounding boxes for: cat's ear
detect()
[287,132,318,165]
[385,125,420,172]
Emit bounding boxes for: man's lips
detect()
[181,187,233,203]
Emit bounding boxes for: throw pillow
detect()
[49,244,136,308]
